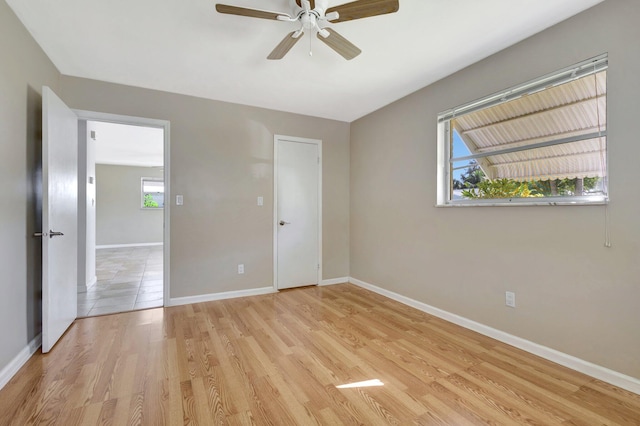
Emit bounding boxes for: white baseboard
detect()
[348,277,640,395]
[96,242,163,249]
[166,280,348,307]
[78,276,97,293]
[0,334,41,391]
[78,275,98,293]
[167,286,276,307]
[87,275,97,289]
[320,277,349,286]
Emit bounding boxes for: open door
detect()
[40,86,78,353]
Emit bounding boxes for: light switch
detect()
[176,195,184,206]
[257,196,263,206]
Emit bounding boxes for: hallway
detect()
[78,245,163,317]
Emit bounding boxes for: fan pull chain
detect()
[309,31,313,56]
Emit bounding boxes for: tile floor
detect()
[78,245,163,317]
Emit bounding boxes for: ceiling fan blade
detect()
[295,0,316,9]
[268,31,304,60]
[317,28,361,60]
[215,4,289,20]
[326,0,399,23]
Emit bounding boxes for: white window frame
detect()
[436,54,608,207]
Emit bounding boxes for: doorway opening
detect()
[76,113,170,317]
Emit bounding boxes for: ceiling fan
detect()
[215,0,399,60]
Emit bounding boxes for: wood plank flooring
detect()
[0,284,638,425]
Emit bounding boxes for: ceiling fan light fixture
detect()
[215,0,399,60]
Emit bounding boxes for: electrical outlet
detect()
[238,264,244,274]
[505,291,516,308]
[257,196,263,206]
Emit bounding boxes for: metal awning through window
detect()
[451,66,607,182]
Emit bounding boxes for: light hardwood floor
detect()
[1,284,638,425]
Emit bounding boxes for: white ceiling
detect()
[7,0,603,122]
[89,121,164,167]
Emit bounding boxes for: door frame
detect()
[273,135,322,290]
[74,110,171,306]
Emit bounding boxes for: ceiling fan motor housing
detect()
[300,11,319,29]
[294,0,329,15]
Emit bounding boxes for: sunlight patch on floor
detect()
[336,379,384,389]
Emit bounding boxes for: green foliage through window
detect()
[144,193,159,208]
[455,162,601,199]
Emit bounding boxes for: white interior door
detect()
[42,86,78,353]
[274,136,321,290]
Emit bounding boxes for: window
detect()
[141,177,164,209]
[437,54,608,206]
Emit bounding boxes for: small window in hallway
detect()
[142,177,164,208]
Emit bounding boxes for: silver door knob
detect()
[49,230,64,238]
[279,220,290,226]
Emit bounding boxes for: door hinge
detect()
[317,157,320,164]
[317,263,320,270]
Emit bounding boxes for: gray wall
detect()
[96,164,164,246]
[4,0,636,388]
[60,78,351,297]
[0,2,60,371]
[350,0,640,379]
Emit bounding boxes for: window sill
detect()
[436,199,608,208]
